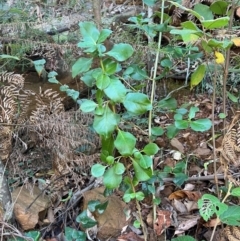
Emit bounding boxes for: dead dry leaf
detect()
[173,199,187,213]
[174,216,199,235]
[170,138,185,153]
[117,232,144,241]
[169,190,201,201]
[154,209,171,236]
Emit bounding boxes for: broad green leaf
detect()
[173,173,188,186]
[190,119,212,132]
[190,64,206,90]
[104,77,127,102]
[48,71,58,78]
[96,73,111,90]
[218,113,226,119]
[60,84,69,92]
[220,206,240,225]
[95,201,108,214]
[114,162,125,175]
[143,0,156,6]
[91,164,106,177]
[151,127,164,136]
[143,143,159,155]
[181,21,201,31]
[198,194,228,221]
[133,220,141,228]
[98,29,112,43]
[101,135,115,157]
[33,59,46,76]
[114,130,136,156]
[194,3,213,20]
[79,21,100,44]
[103,167,122,189]
[210,1,228,15]
[227,91,238,103]
[106,43,134,62]
[0,54,19,60]
[80,100,98,112]
[175,120,189,129]
[106,156,114,165]
[123,93,152,115]
[66,89,79,101]
[88,200,101,212]
[139,155,152,169]
[167,124,179,139]
[123,65,148,81]
[102,58,118,75]
[76,210,97,228]
[48,77,59,84]
[123,193,134,202]
[158,97,177,110]
[176,108,188,115]
[188,106,199,120]
[174,113,183,121]
[72,57,93,78]
[172,236,196,241]
[231,187,240,197]
[135,191,145,201]
[81,69,99,87]
[132,159,152,181]
[160,58,172,68]
[65,227,86,241]
[93,106,120,137]
[25,231,40,241]
[201,17,229,30]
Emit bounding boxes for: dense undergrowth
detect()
[1,0,240,241]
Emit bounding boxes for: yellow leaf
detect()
[214,51,225,64]
[232,38,240,47]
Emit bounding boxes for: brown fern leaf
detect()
[225,226,240,241]
[223,132,238,166]
[232,226,240,239]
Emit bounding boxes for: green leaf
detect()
[198,194,228,221]
[210,1,228,15]
[188,106,199,120]
[181,21,201,31]
[88,200,101,212]
[103,167,122,189]
[135,191,145,201]
[151,127,164,136]
[66,89,79,101]
[101,135,115,157]
[79,21,100,44]
[167,124,179,139]
[194,3,213,20]
[231,187,240,197]
[106,156,114,165]
[114,130,136,156]
[48,77,59,84]
[123,93,152,115]
[190,119,212,132]
[65,227,86,241]
[175,120,189,129]
[93,106,120,137]
[81,69,99,87]
[25,231,40,241]
[91,164,106,177]
[72,57,93,78]
[33,59,46,76]
[102,58,118,75]
[173,173,188,186]
[96,73,111,90]
[143,0,156,7]
[218,113,226,119]
[139,155,152,169]
[80,100,98,112]
[133,220,141,228]
[98,29,112,43]
[201,17,229,30]
[143,143,159,155]
[48,71,58,78]
[190,64,206,90]
[76,210,97,228]
[104,76,127,102]
[123,64,148,81]
[60,84,69,92]
[0,54,19,60]
[220,206,240,225]
[95,200,108,214]
[106,43,134,62]
[158,97,177,110]
[174,113,183,121]
[132,159,152,181]
[227,91,238,103]
[114,162,125,175]
[172,236,196,241]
